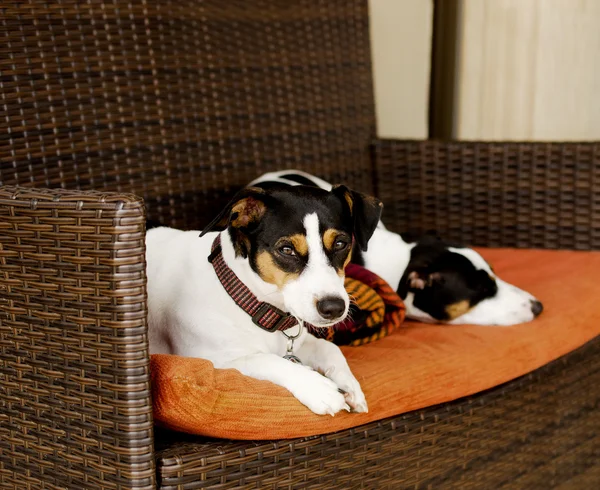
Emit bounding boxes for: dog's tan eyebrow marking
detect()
[256,251,299,288]
[323,229,345,251]
[445,300,471,320]
[287,234,308,256]
[323,228,352,276]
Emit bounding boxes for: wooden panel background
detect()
[453,0,600,141]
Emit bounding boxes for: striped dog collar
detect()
[208,234,300,332]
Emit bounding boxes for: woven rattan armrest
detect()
[373,139,600,250]
[0,186,155,489]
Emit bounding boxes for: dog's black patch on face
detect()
[398,236,498,321]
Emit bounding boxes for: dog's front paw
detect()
[324,367,368,413]
[342,385,368,413]
[290,369,349,416]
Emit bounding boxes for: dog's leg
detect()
[224,353,351,416]
[296,336,368,413]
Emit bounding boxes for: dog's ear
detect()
[200,187,269,238]
[332,184,383,251]
[407,270,444,290]
[396,268,443,298]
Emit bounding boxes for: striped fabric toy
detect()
[308,263,406,346]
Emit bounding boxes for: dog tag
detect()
[283,334,302,364]
[282,322,303,364]
[283,353,303,364]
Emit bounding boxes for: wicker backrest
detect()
[375,140,600,250]
[0,0,376,230]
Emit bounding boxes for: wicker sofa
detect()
[1,1,599,489]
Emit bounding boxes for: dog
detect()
[146,183,383,415]
[250,170,543,326]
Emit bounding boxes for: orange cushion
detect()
[151,248,600,440]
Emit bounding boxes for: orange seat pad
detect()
[151,248,600,440]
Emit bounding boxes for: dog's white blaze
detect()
[250,170,334,191]
[281,213,349,327]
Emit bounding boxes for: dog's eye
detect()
[334,239,348,251]
[279,245,296,256]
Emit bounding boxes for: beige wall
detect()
[369,0,433,139]
[454,0,600,141]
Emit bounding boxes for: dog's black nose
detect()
[316,296,346,320]
[531,300,543,317]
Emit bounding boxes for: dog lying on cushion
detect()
[146,184,382,415]
[250,170,543,326]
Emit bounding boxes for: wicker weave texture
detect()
[0,0,376,231]
[154,335,600,489]
[0,188,154,489]
[375,140,600,250]
[2,1,600,488]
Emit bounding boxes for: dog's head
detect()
[399,236,543,326]
[201,184,383,327]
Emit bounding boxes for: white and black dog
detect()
[146,183,382,415]
[250,170,543,326]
